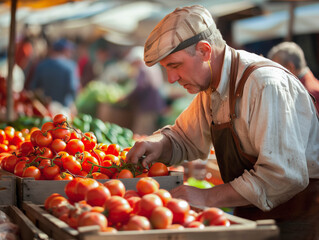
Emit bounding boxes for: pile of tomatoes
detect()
[45,177,230,232]
[0,113,169,180]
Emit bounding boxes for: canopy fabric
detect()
[0,0,83,9]
[232,2,319,45]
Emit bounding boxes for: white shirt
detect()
[159,45,319,211]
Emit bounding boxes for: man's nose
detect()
[167,72,180,84]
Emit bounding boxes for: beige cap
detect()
[144,5,214,66]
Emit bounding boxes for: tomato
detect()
[35,147,53,159]
[46,195,68,212]
[65,178,83,203]
[123,215,151,231]
[91,172,109,179]
[13,160,27,177]
[51,139,66,153]
[81,132,97,151]
[136,177,159,196]
[85,185,111,207]
[44,193,63,210]
[34,131,52,147]
[137,193,163,218]
[166,198,190,224]
[43,164,61,180]
[100,159,118,178]
[81,155,99,173]
[103,196,132,224]
[10,131,25,147]
[90,149,105,165]
[154,189,172,206]
[38,159,52,172]
[54,172,73,180]
[22,166,41,180]
[4,126,15,142]
[124,190,140,199]
[185,220,205,229]
[148,162,169,177]
[197,207,230,226]
[117,169,134,179]
[150,206,173,229]
[19,141,34,156]
[0,144,8,153]
[119,150,128,162]
[75,178,100,202]
[30,130,42,146]
[167,224,184,230]
[101,227,117,233]
[78,211,108,231]
[3,155,19,173]
[41,121,55,132]
[103,179,126,197]
[104,144,120,156]
[62,155,82,175]
[51,128,71,141]
[53,114,68,126]
[54,151,69,167]
[65,139,84,156]
[127,196,141,214]
[0,129,6,143]
[51,202,70,218]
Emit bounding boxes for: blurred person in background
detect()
[268,41,319,113]
[29,38,80,118]
[122,46,167,136]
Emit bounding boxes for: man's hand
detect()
[125,133,172,168]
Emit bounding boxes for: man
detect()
[30,38,80,118]
[268,41,319,113]
[126,5,319,239]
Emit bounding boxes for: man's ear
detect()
[286,61,298,75]
[196,41,212,61]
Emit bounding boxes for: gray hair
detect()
[184,23,225,56]
[267,42,307,72]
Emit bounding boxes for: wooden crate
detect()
[0,172,17,205]
[17,171,183,206]
[0,205,49,240]
[22,202,279,240]
[23,201,78,240]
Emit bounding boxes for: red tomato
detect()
[154,189,172,206]
[13,160,27,177]
[85,185,111,207]
[51,202,70,218]
[54,172,73,180]
[51,128,71,141]
[103,179,126,197]
[43,164,61,180]
[3,155,19,173]
[124,190,140,199]
[74,178,100,202]
[185,220,205,229]
[35,147,53,159]
[38,159,52,172]
[137,193,163,218]
[127,196,141,214]
[19,141,34,156]
[136,177,159,196]
[41,121,55,132]
[166,198,190,224]
[123,215,151,231]
[65,178,83,203]
[81,155,99,173]
[148,162,169,177]
[47,196,68,212]
[117,169,134,179]
[197,207,230,226]
[103,196,132,224]
[100,159,118,178]
[62,155,82,175]
[90,149,105,164]
[10,131,25,147]
[0,129,6,143]
[54,151,69,167]
[0,144,8,153]
[77,212,108,231]
[81,132,97,151]
[150,206,173,229]
[4,126,15,142]
[104,144,120,156]
[22,166,41,180]
[35,131,53,147]
[65,139,84,156]
[44,193,63,210]
[51,139,66,153]
[70,129,81,140]
[91,172,109,179]
[53,114,68,126]
[30,130,42,146]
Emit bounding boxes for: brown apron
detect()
[211,48,319,239]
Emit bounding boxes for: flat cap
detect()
[144,5,214,66]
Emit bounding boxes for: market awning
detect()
[232,2,319,45]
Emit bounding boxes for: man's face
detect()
[159,48,211,94]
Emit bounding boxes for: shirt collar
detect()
[214,45,231,101]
